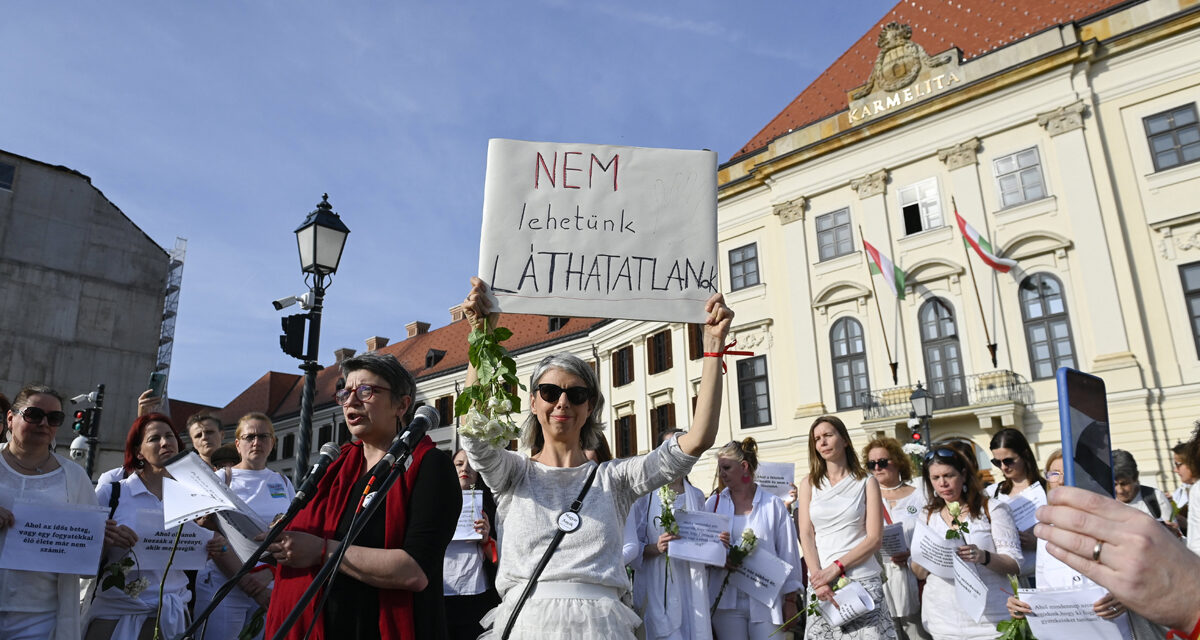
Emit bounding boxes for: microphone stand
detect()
[269,438,422,640]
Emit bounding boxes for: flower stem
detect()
[155,525,185,640]
[711,571,732,617]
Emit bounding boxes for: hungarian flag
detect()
[863,239,906,299]
[955,209,1017,273]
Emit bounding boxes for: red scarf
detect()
[265,436,435,640]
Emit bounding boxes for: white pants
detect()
[194,568,263,640]
[711,609,775,640]
[0,611,57,640]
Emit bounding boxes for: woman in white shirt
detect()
[797,417,892,640]
[196,412,295,640]
[86,414,192,640]
[910,447,1021,640]
[862,437,929,640]
[707,437,802,640]
[986,429,1046,580]
[442,448,500,640]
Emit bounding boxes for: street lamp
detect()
[281,194,349,485]
[909,381,934,444]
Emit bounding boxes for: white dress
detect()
[918,499,1022,640]
[1189,482,1200,557]
[987,482,1046,577]
[462,435,698,639]
[880,485,926,619]
[623,481,711,640]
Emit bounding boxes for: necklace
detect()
[4,448,53,474]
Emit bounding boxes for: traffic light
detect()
[907,415,923,444]
[280,313,309,360]
[72,409,88,432]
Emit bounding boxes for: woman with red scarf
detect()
[263,352,460,640]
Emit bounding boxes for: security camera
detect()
[273,295,298,311]
[69,435,89,460]
[70,391,98,404]
[273,292,315,311]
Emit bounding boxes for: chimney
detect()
[449,304,466,323]
[334,348,356,363]
[365,336,389,351]
[405,321,430,338]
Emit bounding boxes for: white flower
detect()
[124,577,150,598]
[902,442,928,456]
[947,501,962,518]
[498,398,513,413]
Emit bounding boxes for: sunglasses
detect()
[535,383,592,405]
[16,407,66,427]
[866,459,891,470]
[991,457,1019,468]
[334,384,391,406]
[924,448,960,464]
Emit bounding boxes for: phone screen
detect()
[1056,367,1114,497]
[147,372,167,398]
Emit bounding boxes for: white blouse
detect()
[810,474,881,580]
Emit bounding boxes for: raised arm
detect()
[676,293,733,457]
[462,276,501,389]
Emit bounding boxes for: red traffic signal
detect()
[72,409,88,432]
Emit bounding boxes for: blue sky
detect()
[2,1,896,406]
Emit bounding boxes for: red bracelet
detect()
[703,339,755,373]
[833,560,845,575]
[1168,615,1200,640]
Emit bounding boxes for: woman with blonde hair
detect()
[797,416,893,639]
[707,437,802,639]
[862,437,928,640]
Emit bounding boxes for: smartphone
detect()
[147,372,167,398]
[1056,367,1114,497]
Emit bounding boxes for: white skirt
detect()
[479,581,641,639]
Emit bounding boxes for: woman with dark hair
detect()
[585,431,614,464]
[862,437,928,640]
[85,413,191,640]
[263,352,459,640]
[0,385,95,640]
[910,447,1021,640]
[986,428,1045,579]
[458,278,732,639]
[797,416,892,640]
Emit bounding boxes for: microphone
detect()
[290,442,342,513]
[357,406,439,510]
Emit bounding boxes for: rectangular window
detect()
[282,433,296,459]
[0,161,13,191]
[994,147,1046,207]
[318,424,332,445]
[612,346,634,386]
[649,403,676,444]
[1181,262,1200,358]
[687,324,704,360]
[897,178,942,235]
[1145,104,1200,171]
[436,396,453,426]
[615,415,637,458]
[815,208,854,261]
[736,355,772,428]
[337,421,350,445]
[729,243,760,291]
[648,330,673,374]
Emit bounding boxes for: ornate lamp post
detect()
[280,194,349,484]
[909,381,934,444]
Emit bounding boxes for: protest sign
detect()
[910,520,958,579]
[952,555,1008,622]
[1022,586,1133,640]
[755,462,795,500]
[728,546,793,608]
[132,509,212,571]
[668,510,729,566]
[814,580,877,628]
[478,139,718,323]
[453,490,484,541]
[0,499,107,574]
[880,522,909,557]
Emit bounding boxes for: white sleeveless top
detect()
[810,474,880,579]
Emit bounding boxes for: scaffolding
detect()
[155,238,188,393]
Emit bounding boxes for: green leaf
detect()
[500,356,517,374]
[492,327,513,342]
[455,391,474,417]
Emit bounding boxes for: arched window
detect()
[1020,273,1076,379]
[830,317,870,410]
[919,298,967,409]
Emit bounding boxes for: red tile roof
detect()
[217,371,302,426]
[165,399,220,430]
[735,0,1133,159]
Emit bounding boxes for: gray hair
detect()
[340,352,417,423]
[520,353,605,454]
[1112,449,1139,481]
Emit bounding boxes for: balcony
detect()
[858,370,1034,422]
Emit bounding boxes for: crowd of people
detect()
[4,278,1200,640]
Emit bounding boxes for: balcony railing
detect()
[858,370,1034,420]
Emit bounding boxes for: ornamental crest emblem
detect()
[851,22,953,99]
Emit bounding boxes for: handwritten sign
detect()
[755,462,795,500]
[131,509,212,571]
[478,139,718,323]
[453,490,484,541]
[0,499,107,574]
[1008,490,1047,532]
[814,580,877,628]
[729,546,793,608]
[1022,586,1133,640]
[910,520,959,580]
[952,555,1008,622]
[668,509,729,566]
[880,522,909,557]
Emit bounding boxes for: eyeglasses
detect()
[924,448,959,464]
[866,459,891,470]
[334,384,391,406]
[16,407,66,427]
[991,457,1019,468]
[1046,471,1063,480]
[239,433,273,442]
[535,383,592,405]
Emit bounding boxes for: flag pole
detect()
[860,226,898,383]
[954,197,998,367]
